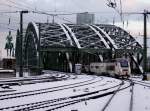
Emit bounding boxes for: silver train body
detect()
[89,58,131,77]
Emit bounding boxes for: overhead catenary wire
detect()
[0,13,30,25]
[0,1,35,23]
[0,1,36,23]
[32,11,74,23]
[0,10,148,23]
[0,9,76,24]
[15,0,33,7]
[0,3,27,10]
[0,0,148,23]
[0,10,138,16]
[0,3,34,24]
[0,10,146,28]
[0,8,150,31]
[119,0,123,21]
[5,0,34,11]
[57,16,75,23]
[0,24,18,31]
[0,22,19,26]
[0,11,19,13]
[0,10,37,25]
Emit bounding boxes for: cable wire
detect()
[5,0,34,11]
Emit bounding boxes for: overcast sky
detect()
[0,0,150,57]
[0,0,150,33]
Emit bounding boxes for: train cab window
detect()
[120,60,128,67]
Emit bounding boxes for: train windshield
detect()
[119,60,128,67]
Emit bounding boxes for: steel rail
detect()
[0,77,100,100]
[0,79,130,111]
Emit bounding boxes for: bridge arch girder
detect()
[24,22,39,69]
[63,24,110,49]
[95,24,142,50]
[23,23,143,73]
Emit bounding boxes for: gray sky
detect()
[0,0,150,57]
[0,0,150,33]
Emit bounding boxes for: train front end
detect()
[118,59,131,77]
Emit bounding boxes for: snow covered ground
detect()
[0,73,150,111]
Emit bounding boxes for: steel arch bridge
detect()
[21,22,143,74]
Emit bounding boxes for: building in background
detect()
[76,12,95,24]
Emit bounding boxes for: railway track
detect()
[0,72,71,87]
[0,76,100,100]
[99,79,134,111]
[101,81,124,111]
[0,78,131,111]
[129,82,134,111]
[132,79,150,87]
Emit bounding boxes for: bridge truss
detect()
[20,22,143,74]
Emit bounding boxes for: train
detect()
[86,58,131,77]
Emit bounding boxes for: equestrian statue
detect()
[5,31,14,57]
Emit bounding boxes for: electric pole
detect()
[143,10,149,80]
[143,10,147,73]
[19,10,29,77]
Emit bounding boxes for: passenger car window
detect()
[106,65,115,70]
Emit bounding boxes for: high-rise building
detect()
[76,12,95,24]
